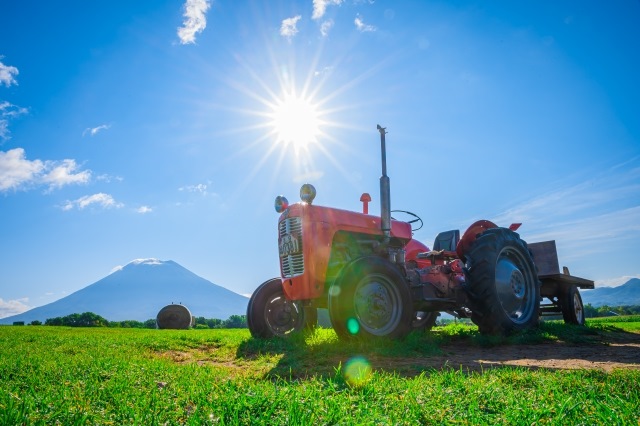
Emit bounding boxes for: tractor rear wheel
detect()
[328,256,412,340]
[247,278,306,338]
[464,228,540,335]
[560,285,585,326]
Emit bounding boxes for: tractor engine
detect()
[418,259,466,295]
[406,257,467,310]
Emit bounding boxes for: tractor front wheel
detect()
[247,278,306,338]
[560,285,585,326]
[329,256,412,340]
[464,228,540,335]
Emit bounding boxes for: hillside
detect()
[580,278,640,307]
[0,259,248,324]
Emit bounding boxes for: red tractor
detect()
[247,125,594,339]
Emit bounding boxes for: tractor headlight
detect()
[300,184,316,204]
[275,195,289,213]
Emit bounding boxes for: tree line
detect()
[19,312,247,329]
[583,304,640,318]
[15,306,640,328]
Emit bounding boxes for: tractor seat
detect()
[416,230,460,263]
[433,229,460,252]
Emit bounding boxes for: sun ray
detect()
[194,35,406,207]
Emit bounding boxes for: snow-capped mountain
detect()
[0,259,249,324]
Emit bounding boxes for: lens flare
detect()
[329,285,341,297]
[346,317,360,335]
[344,356,372,387]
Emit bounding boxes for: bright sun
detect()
[270,93,321,150]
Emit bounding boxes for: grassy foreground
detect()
[1,318,639,425]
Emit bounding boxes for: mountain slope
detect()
[580,278,640,307]
[0,259,249,324]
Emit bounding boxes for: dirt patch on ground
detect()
[158,330,640,376]
[337,328,640,375]
[367,340,640,373]
[304,331,640,377]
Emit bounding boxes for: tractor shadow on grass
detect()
[235,323,640,380]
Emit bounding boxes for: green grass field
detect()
[1,317,639,425]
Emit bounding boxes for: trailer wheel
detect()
[560,285,585,326]
[464,228,540,335]
[247,278,306,338]
[329,256,412,340]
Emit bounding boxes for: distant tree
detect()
[207,318,224,329]
[28,320,42,326]
[109,320,145,328]
[45,312,108,327]
[224,315,247,329]
[583,303,598,318]
[194,324,209,329]
[144,319,157,329]
[583,304,640,318]
[595,305,616,317]
[42,313,251,329]
[45,317,64,326]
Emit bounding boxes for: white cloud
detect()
[312,0,343,20]
[314,66,333,77]
[0,59,19,87]
[177,0,211,45]
[280,15,302,39]
[41,159,91,190]
[62,193,123,211]
[0,297,31,319]
[179,183,208,194]
[0,120,8,141]
[136,206,153,214]
[487,159,640,276]
[0,101,29,141]
[0,148,93,192]
[96,174,124,183]
[0,148,45,191]
[354,14,376,32]
[491,164,640,232]
[0,101,28,118]
[320,19,334,37]
[83,124,111,137]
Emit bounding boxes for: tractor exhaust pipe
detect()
[377,124,391,241]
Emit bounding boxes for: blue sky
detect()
[1,0,639,318]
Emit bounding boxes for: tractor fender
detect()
[457,220,523,261]
[456,220,499,261]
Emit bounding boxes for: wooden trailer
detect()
[529,240,594,325]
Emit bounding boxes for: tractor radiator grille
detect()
[279,217,304,278]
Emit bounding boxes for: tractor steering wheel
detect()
[390,210,423,232]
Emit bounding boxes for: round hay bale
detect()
[156,304,193,329]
